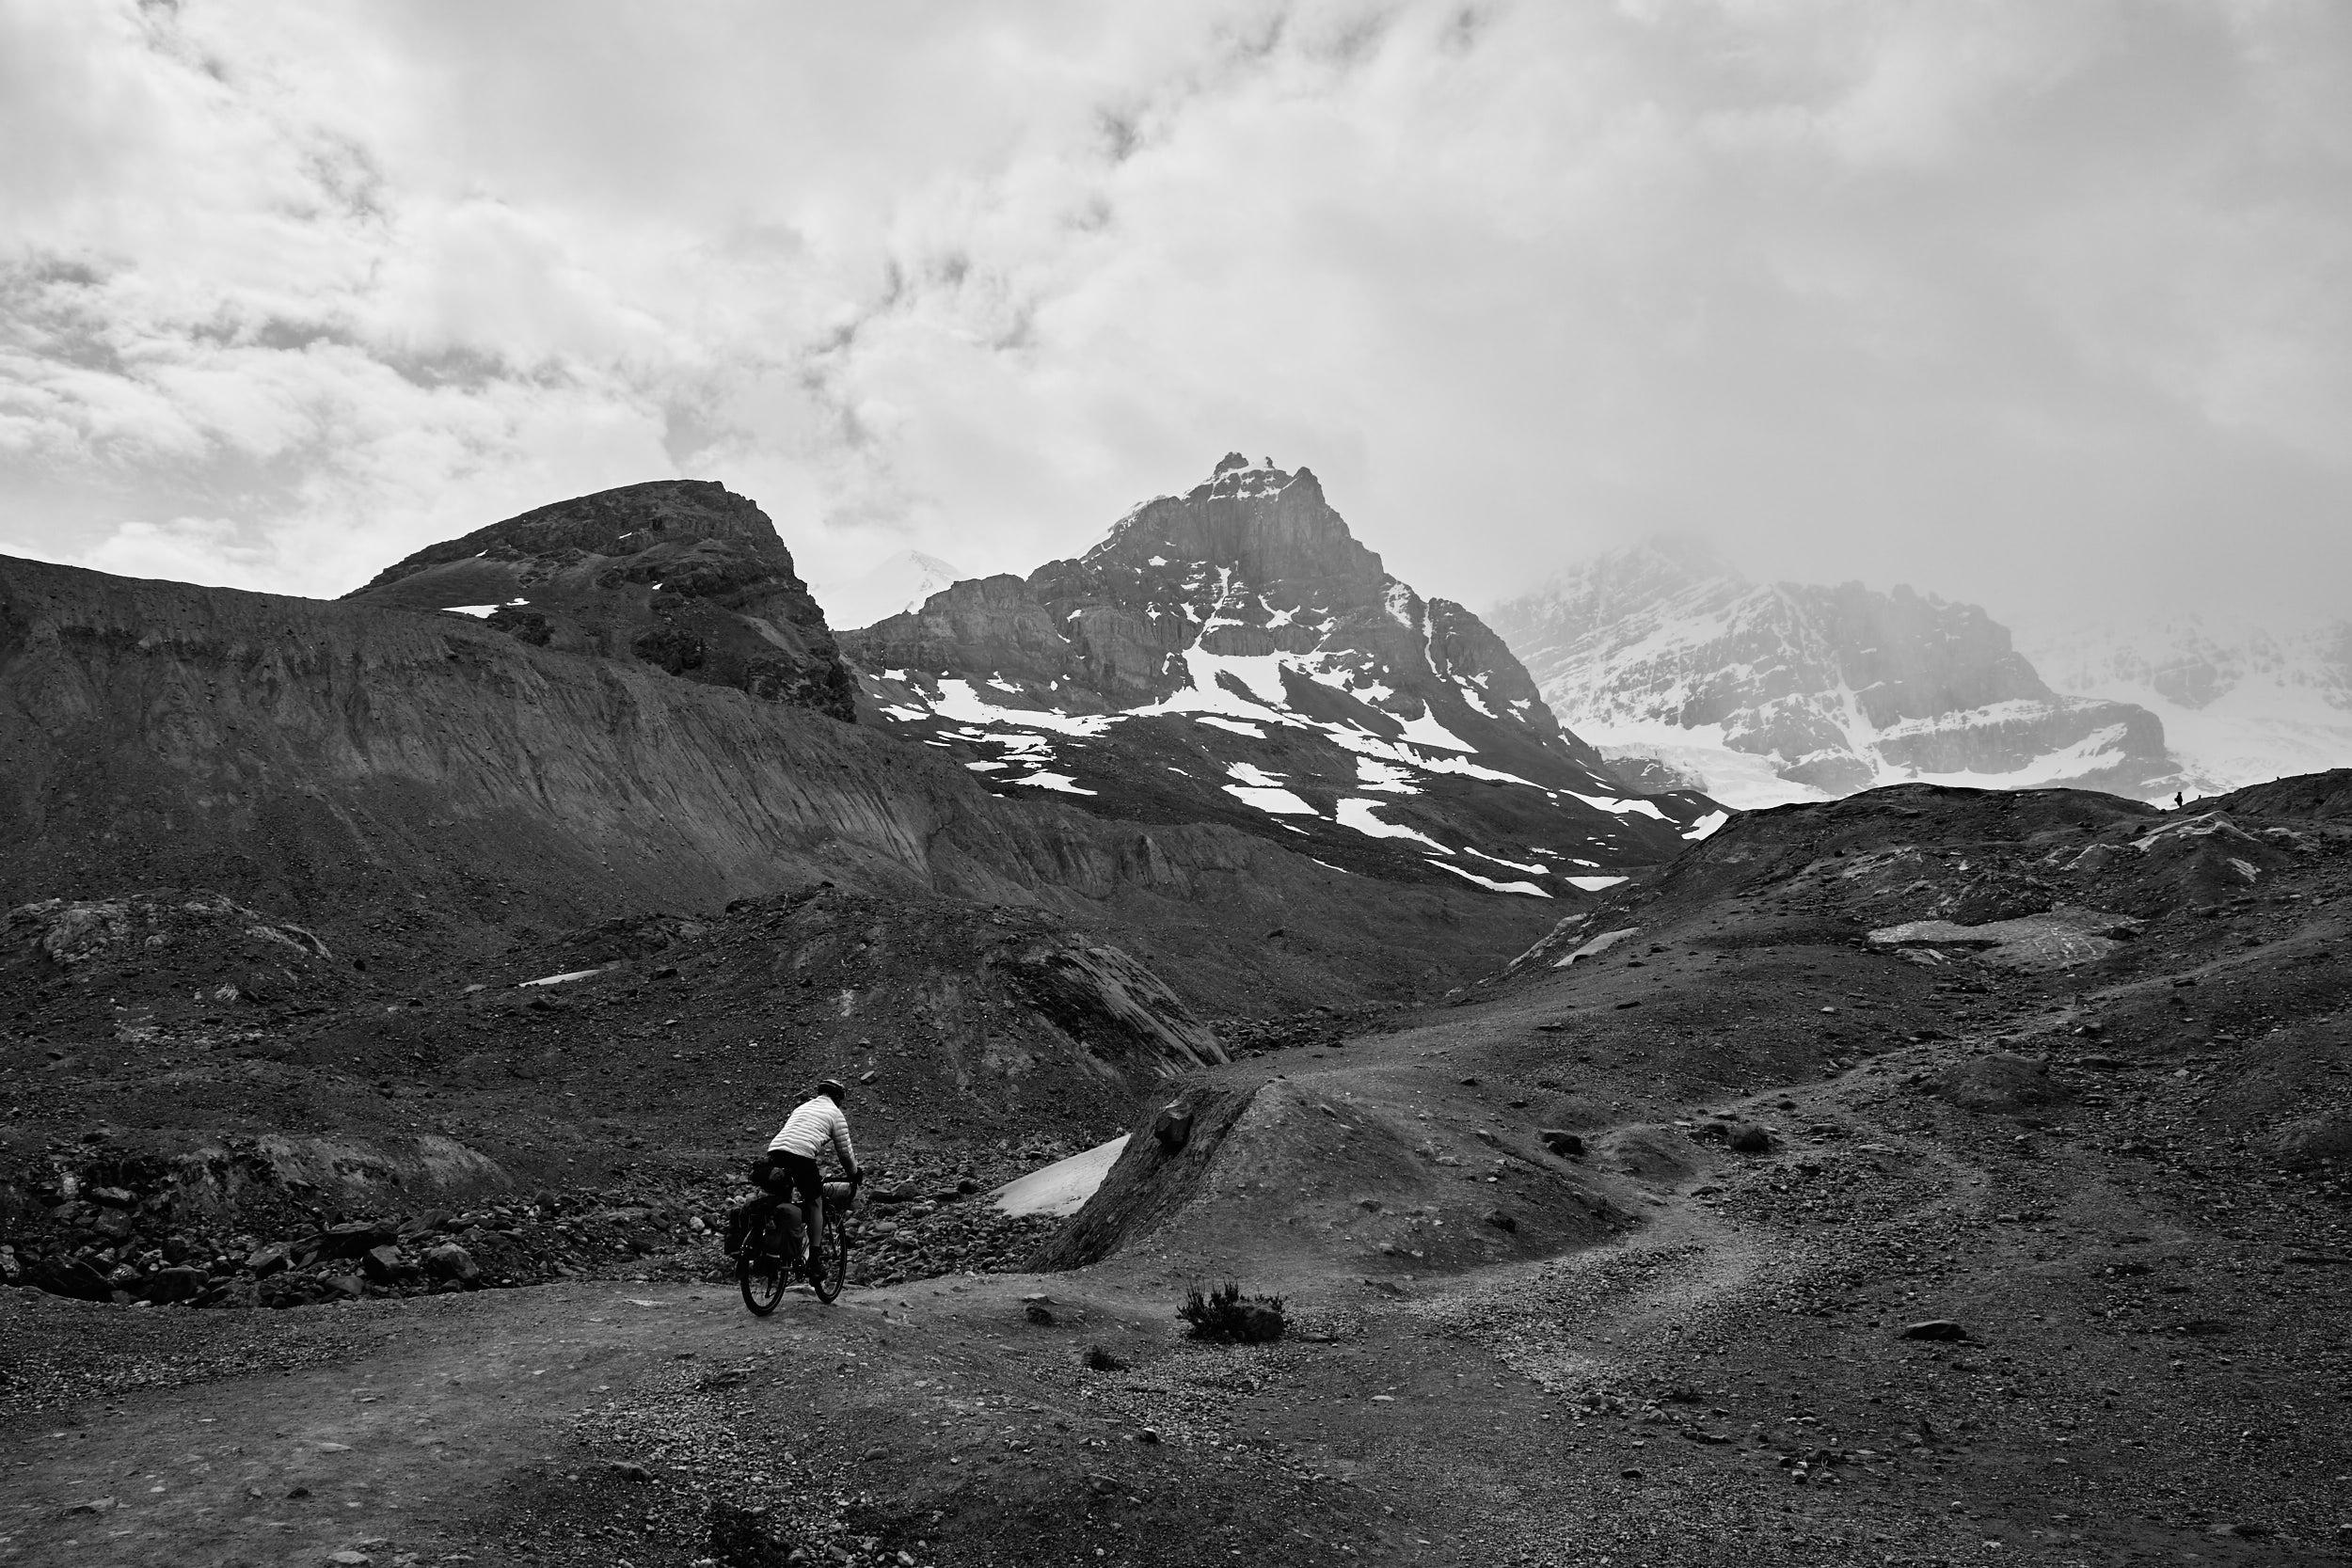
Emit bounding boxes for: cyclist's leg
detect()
[777,1153,826,1278]
[799,1164,829,1280]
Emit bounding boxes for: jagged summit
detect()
[1082,455,1376,604]
[837,459,1723,896]
[1488,537,2172,807]
[345,479,854,721]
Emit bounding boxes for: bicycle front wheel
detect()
[812,1213,850,1305]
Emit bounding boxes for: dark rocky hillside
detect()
[0,549,1559,1015]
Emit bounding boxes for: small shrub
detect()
[1178,1281,1286,1344]
[1081,1344,1130,1372]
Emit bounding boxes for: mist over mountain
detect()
[820,549,970,633]
[2016,611,2352,799]
[1487,538,2179,809]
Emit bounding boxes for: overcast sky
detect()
[3,0,2346,629]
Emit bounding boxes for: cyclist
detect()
[751,1078,861,1286]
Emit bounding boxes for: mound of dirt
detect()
[1928,1051,2071,1114]
[4,890,352,1033]
[1030,1084,1258,1270]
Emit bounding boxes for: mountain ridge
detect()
[1489,537,2176,808]
[344,478,857,721]
[0,547,1563,1016]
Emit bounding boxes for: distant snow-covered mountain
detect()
[1487,538,2175,809]
[833,456,1725,898]
[2017,612,2352,797]
[820,549,968,631]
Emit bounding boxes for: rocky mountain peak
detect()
[1080,455,1378,611]
[836,460,1723,895]
[344,479,854,721]
[1490,535,2171,805]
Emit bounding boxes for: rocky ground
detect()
[4,775,2351,1565]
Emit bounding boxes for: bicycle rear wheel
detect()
[812,1211,850,1305]
[739,1218,787,1317]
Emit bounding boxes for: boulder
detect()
[246,1243,294,1277]
[1538,1129,1586,1159]
[1152,1101,1195,1155]
[320,1219,395,1259]
[143,1266,208,1304]
[421,1243,480,1284]
[1899,1320,1969,1342]
[1726,1125,1774,1155]
[360,1245,417,1285]
[1227,1301,1286,1344]
[28,1253,112,1302]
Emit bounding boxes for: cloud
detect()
[0,0,2344,631]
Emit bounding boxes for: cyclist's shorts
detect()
[761,1151,825,1206]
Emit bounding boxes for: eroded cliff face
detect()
[1488,538,2172,807]
[344,479,855,721]
[838,457,1721,896]
[0,551,1559,1012]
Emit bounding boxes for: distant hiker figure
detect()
[2174,791,2184,810]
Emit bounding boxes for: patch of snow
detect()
[1567,791,1670,821]
[1463,847,1546,875]
[1225,784,1319,816]
[1194,716,1267,738]
[444,605,499,618]
[1383,580,1421,631]
[1565,875,1629,893]
[1388,705,1475,754]
[519,968,604,988]
[929,679,1114,737]
[1555,927,1641,967]
[1334,798,1450,851]
[990,1135,1130,1219]
[1012,772,1097,795]
[1680,810,1731,840]
[1431,862,1550,897]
